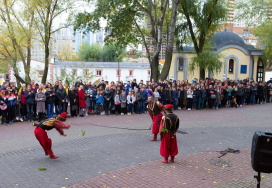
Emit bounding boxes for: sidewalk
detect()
[69,148,271,188]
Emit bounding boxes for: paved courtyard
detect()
[0,103,272,188]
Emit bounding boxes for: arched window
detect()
[178,58,183,71]
[229,59,234,73]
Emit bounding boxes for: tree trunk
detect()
[159,0,180,80]
[151,55,160,81]
[200,68,205,80]
[42,43,49,84]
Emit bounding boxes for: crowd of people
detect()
[0,77,272,125]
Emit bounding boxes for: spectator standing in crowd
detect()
[14,90,23,122]
[56,85,67,114]
[20,87,27,120]
[95,90,103,115]
[127,91,134,115]
[103,86,112,116]
[172,87,179,111]
[78,85,85,117]
[68,86,77,117]
[135,88,141,114]
[187,87,193,110]
[114,90,121,115]
[45,87,55,118]
[25,85,36,122]
[4,90,16,124]
[139,87,147,114]
[84,89,90,116]
[35,88,46,122]
[250,82,257,105]
[120,89,127,115]
[64,83,69,113]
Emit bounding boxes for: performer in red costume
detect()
[147,96,166,141]
[159,104,179,163]
[33,112,71,159]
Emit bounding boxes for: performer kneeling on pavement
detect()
[147,96,166,141]
[33,112,71,159]
[159,104,179,163]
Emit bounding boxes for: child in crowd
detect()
[120,89,127,115]
[95,90,103,115]
[114,90,121,115]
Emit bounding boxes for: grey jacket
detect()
[35,92,46,113]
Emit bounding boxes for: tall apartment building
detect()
[52,26,77,60]
[223,0,259,47]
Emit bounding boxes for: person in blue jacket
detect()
[172,87,179,111]
[25,85,36,122]
[192,87,200,110]
[95,90,103,115]
[139,87,147,114]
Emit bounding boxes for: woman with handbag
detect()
[208,85,217,109]
[114,90,121,115]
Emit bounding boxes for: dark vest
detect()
[35,118,57,131]
[163,113,179,132]
[147,101,161,115]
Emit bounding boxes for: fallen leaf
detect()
[103,185,107,188]
[65,178,69,180]
[38,168,47,171]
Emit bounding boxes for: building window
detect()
[116,69,121,77]
[129,70,134,77]
[83,69,89,76]
[178,58,184,71]
[72,69,77,77]
[37,70,44,77]
[229,59,234,73]
[96,69,103,77]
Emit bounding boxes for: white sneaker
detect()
[240,105,242,107]
[178,107,181,110]
[121,113,124,115]
[16,117,19,121]
[20,118,23,122]
[188,108,191,111]
[85,114,88,116]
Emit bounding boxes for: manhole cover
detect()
[209,159,232,167]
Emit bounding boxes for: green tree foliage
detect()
[189,51,224,76]
[254,21,272,65]
[78,43,102,62]
[102,44,124,62]
[236,0,272,65]
[74,0,180,81]
[176,0,227,79]
[78,43,125,62]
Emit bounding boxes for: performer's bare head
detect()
[148,96,153,103]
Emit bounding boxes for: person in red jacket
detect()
[34,112,71,159]
[159,104,179,163]
[147,96,166,141]
[78,85,85,117]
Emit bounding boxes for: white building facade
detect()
[9,60,151,84]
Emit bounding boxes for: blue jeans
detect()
[90,99,96,110]
[250,95,256,104]
[58,103,66,114]
[47,103,54,118]
[127,103,133,113]
[140,101,146,113]
[173,99,178,110]
[26,103,34,120]
[242,97,245,105]
[198,98,201,109]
